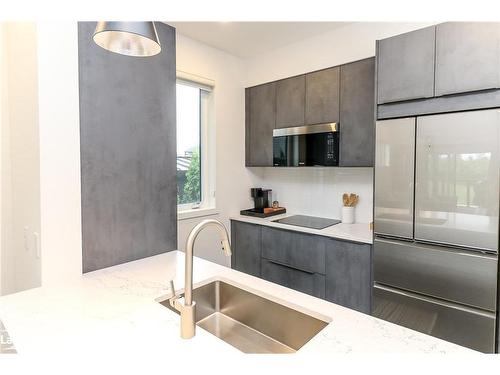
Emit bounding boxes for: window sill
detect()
[178,207,219,221]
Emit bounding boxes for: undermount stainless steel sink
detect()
[159,279,329,353]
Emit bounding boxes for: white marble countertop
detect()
[231,213,373,244]
[0,250,474,359]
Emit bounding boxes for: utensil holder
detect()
[342,206,355,224]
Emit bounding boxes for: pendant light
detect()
[93,21,161,57]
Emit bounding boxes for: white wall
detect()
[245,22,434,86]
[175,34,258,266]
[241,22,435,225]
[37,22,82,286]
[251,167,374,223]
[0,24,7,294]
[6,22,437,281]
[175,23,439,266]
[0,23,41,295]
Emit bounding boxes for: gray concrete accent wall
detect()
[78,22,177,273]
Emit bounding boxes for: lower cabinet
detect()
[261,259,326,299]
[325,239,372,314]
[261,226,326,274]
[230,221,262,277]
[230,220,372,314]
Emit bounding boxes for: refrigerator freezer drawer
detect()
[374,238,498,311]
[373,284,496,353]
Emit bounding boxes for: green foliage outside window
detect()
[178,149,201,205]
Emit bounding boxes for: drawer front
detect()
[374,238,498,311]
[262,227,326,274]
[261,259,325,299]
[373,284,496,353]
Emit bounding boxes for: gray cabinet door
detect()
[305,67,340,125]
[435,22,500,96]
[377,26,436,104]
[325,239,372,314]
[246,83,276,166]
[339,58,375,167]
[261,259,326,298]
[230,221,262,277]
[276,75,305,128]
[261,227,326,274]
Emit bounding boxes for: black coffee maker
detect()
[240,188,285,218]
[251,188,272,212]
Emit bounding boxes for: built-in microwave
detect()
[272,123,339,167]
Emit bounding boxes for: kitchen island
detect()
[0,251,473,357]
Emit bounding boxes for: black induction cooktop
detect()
[272,215,341,230]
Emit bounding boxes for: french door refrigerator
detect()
[373,108,499,353]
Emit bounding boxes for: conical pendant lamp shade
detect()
[93,21,161,57]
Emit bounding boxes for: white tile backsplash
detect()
[250,167,373,223]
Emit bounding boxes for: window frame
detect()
[176,74,216,217]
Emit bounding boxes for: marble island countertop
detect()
[231,213,373,244]
[0,251,474,358]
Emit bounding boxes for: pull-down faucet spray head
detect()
[170,219,232,339]
[221,236,232,257]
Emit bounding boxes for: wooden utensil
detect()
[343,193,349,206]
[343,193,359,207]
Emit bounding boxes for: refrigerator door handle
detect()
[374,233,414,242]
[374,283,496,319]
[413,238,498,255]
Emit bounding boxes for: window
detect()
[176,78,214,212]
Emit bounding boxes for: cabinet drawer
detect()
[261,259,325,299]
[262,227,326,274]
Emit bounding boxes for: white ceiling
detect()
[166,22,351,59]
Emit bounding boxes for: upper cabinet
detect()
[246,58,375,167]
[435,22,500,96]
[376,22,500,118]
[340,58,375,167]
[377,26,436,104]
[305,67,340,125]
[276,75,306,128]
[245,82,276,167]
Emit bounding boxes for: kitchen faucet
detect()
[169,219,232,339]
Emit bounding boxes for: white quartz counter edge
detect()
[230,213,373,244]
[0,251,473,358]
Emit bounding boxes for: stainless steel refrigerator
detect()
[373,108,499,353]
